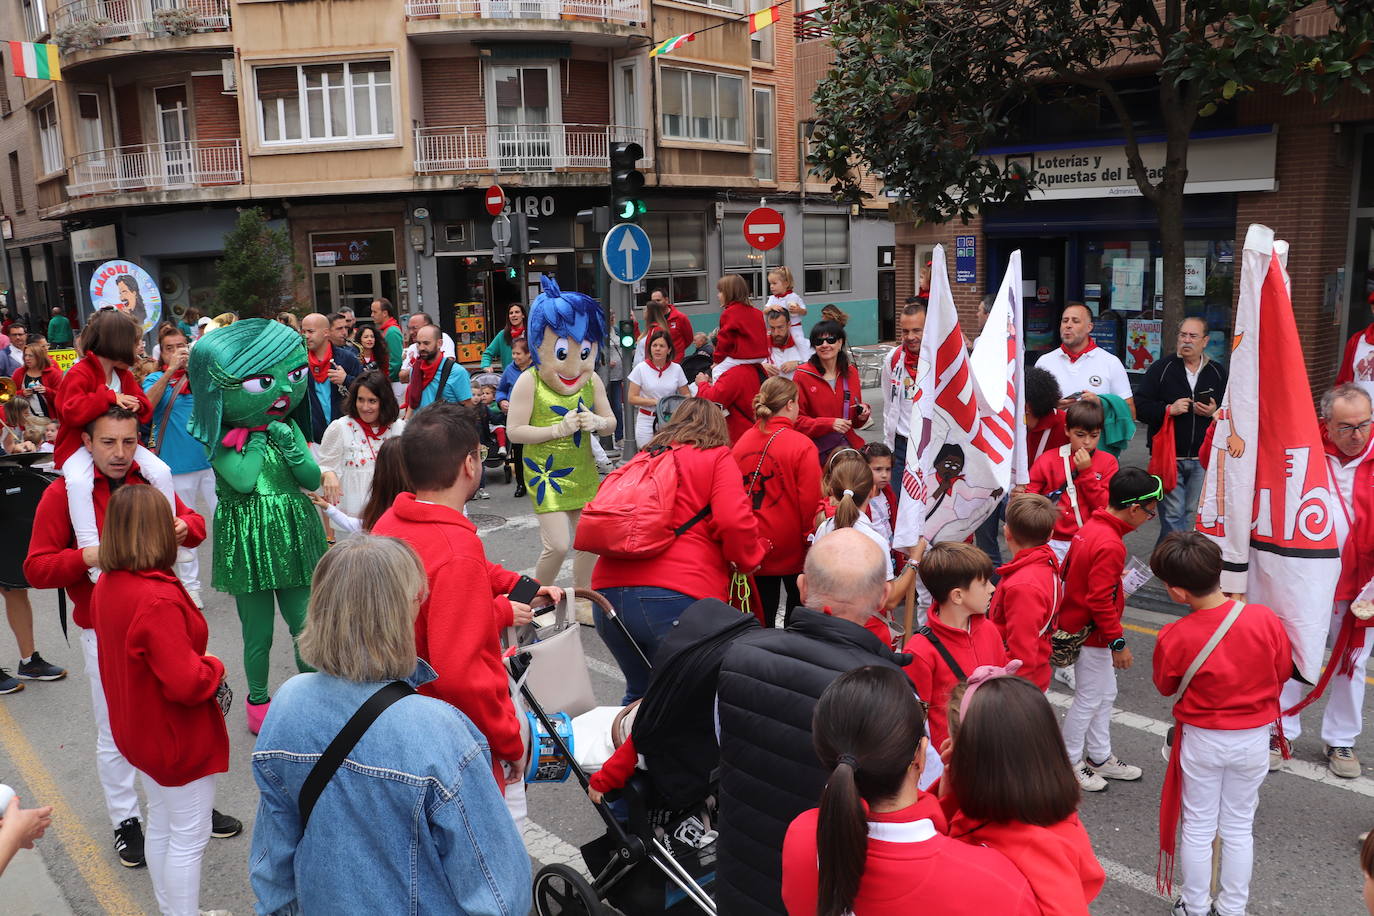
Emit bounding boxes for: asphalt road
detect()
[2,406,1373,915]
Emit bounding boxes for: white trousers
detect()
[1061,646,1117,764]
[142,773,216,916]
[80,627,140,827]
[171,469,217,594]
[1177,724,1269,916]
[1279,602,1372,748]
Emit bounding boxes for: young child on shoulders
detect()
[1150,531,1291,916]
[1027,399,1117,562]
[711,274,770,381]
[989,493,1063,691]
[763,266,809,349]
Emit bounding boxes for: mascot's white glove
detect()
[576,407,599,432]
[549,412,580,440]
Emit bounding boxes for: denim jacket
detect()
[249,660,531,916]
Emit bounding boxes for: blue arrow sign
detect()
[601,222,652,285]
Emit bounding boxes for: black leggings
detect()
[754,574,802,629]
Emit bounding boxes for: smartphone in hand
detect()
[509,575,541,607]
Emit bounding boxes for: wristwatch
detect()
[1108,637,1127,652]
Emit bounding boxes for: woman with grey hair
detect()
[248,535,531,915]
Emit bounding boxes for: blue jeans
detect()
[975,493,1007,570]
[594,586,696,703]
[1157,457,1206,543]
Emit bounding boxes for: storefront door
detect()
[987,236,1068,357]
[309,230,399,313]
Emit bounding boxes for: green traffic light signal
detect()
[507,267,518,280]
[618,319,635,348]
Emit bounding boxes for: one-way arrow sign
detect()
[601,222,652,285]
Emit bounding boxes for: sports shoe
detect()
[1074,761,1108,792]
[1359,830,1370,845]
[0,669,23,694]
[1169,900,1216,916]
[1054,667,1076,690]
[1327,745,1362,779]
[114,817,146,868]
[475,488,491,500]
[186,588,204,610]
[199,909,233,916]
[1088,754,1143,781]
[1269,734,1284,772]
[17,652,67,681]
[210,809,242,839]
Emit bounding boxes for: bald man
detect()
[1035,303,1133,415]
[301,312,362,443]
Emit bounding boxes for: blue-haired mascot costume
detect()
[507,276,617,589]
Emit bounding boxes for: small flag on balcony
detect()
[9,41,61,81]
[649,33,695,57]
[749,4,781,33]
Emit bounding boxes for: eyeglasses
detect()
[1121,474,1164,510]
[1336,421,1372,435]
[1177,332,1205,341]
[815,335,841,345]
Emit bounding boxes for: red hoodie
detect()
[904,607,1008,749]
[1026,445,1117,542]
[665,305,695,362]
[696,363,765,444]
[989,544,1062,690]
[52,354,152,467]
[1056,508,1135,648]
[732,416,823,576]
[713,300,769,363]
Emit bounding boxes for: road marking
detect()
[0,701,143,915]
[1098,855,1166,900]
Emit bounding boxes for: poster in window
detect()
[1111,258,1145,312]
[1153,257,1209,297]
[1125,318,1163,374]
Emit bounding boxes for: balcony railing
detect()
[415,124,647,174]
[795,4,830,40]
[405,0,643,26]
[52,0,230,52]
[66,139,242,198]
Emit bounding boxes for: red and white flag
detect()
[1196,224,1337,682]
[894,247,1023,551]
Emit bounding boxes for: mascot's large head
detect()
[187,317,309,446]
[528,275,606,397]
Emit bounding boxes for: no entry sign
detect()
[484,185,506,217]
[743,206,785,251]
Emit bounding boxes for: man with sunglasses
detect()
[1057,466,1162,792]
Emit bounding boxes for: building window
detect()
[8,151,23,213]
[643,211,708,304]
[614,59,641,129]
[753,87,774,180]
[77,93,105,159]
[751,25,774,63]
[256,60,394,145]
[36,102,62,175]
[0,56,10,116]
[660,67,743,143]
[722,213,767,298]
[803,214,851,294]
[22,0,46,39]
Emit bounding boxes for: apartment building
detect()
[13,0,892,352]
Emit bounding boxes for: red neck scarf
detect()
[308,344,333,383]
[379,317,400,335]
[508,321,525,340]
[405,355,443,409]
[359,420,387,442]
[902,345,919,379]
[1060,338,1097,363]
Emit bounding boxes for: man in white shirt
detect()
[1035,303,1134,417]
[398,312,456,382]
[882,302,926,489]
[764,309,811,380]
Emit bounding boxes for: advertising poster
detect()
[1111,258,1145,312]
[89,260,162,335]
[1125,318,1163,373]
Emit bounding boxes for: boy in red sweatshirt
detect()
[989,493,1062,691]
[1027,399,1118,562]
[1058,467,1160,793]
[904,542,1007,750]
[1151,532,1291,916]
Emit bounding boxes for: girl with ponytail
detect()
[811,450,893,580]
[781,666,1038,916]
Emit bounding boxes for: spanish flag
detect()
[9,41,61,81]
[749,4,780,33]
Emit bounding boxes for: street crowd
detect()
[0,268,1372,916]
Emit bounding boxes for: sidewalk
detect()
[3,843,75,916]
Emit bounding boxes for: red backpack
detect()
[574,444,711,560]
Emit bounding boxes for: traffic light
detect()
[506,266,519,280]
[510,212,540,252]
[618,319,636,348]
[610,141,645,222]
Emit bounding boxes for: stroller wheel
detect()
[533,863,604,916]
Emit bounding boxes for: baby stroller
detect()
[513,594,760,916]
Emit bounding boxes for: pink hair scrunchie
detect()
[957,660,1023,724]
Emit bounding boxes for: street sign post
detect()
[484,185,506,217]
[743,206,785,251]
[492,213,511,246]
[601,222,652,285]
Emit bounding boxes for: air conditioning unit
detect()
[221,59,237,95]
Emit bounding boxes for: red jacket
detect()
[713,300,769,363]
[903,608,1008,749]
[1056,508,1133,648]
[1026,410,1070,464]
[793,362,867,452]
[666,305,695,363]
[52,355,152,467]
[91,569,228,787]
[1026,445,1117,541]
[733,417,822,575]
[372,493,521,780]
[696,363,765,444]
[1336,324,1374,387]
[12,364,65,417]
[23,469,207,629]
[989,544,1062,690]
[1153,599,1291,729]
[589,735,638,794]
[782,794,1038,916]
[592,444,766,599]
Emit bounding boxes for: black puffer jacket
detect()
[713,607,912,916]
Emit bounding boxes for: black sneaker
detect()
[17,652,67,681]
[113,817,145,868]
[0,668,22,694]
[210,809,243,839]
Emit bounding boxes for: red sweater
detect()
[91,569,228,787]
[12,364,65,417]
[1336,324,1374,387]
[589,735,638,794]
[52,355,151,467]
[666,305,695,362]
[793,362,867,452]
[1153,599,1292,729]
[1056,508,1134,648]
[23,469,207,629]
[733,416,823,575]
[592,444,766,599]
[372,493,521,780]
[1026,410,1070,464]
[713,300,769,363]
[989,544,1062,690]
[1026,445,1117,541]
[695,363,765,444]
[782,795,1038,916]
[904,608,1008,749]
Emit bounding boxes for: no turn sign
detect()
[484,185,506,217]
[743,206,785,251]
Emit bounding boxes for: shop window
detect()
[35,101,62,175]
[803,214,851,294]
[723,213,765,298]
[256,60,394,146]
[752,87,774,180]
[643,211,707,304]
[660,67,743,144]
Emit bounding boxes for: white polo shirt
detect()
[1035,341,1133,401]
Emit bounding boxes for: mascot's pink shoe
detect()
[246,698,270,735]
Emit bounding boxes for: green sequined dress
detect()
[212,441,327,595]
[522,375,600,514]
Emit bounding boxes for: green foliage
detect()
[213,208,298,320]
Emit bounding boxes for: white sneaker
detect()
[1054,666,1076,690]
[186,588,204,610]
[1074,761,1108,792]
[1088,754,1143,781]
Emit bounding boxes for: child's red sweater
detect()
[52,355,152,467]
[1026,445,1117,542]
[713,300,769,363]
[989,544,1062,690]
[904,608,1008,749]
